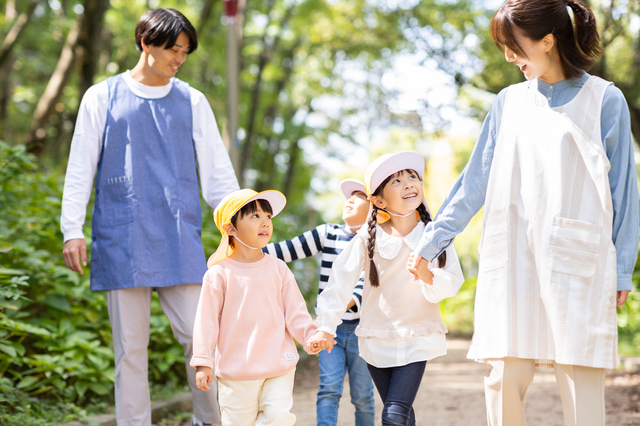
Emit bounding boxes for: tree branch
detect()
[0,0,40,69]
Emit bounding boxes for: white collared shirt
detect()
[317,221,465,368]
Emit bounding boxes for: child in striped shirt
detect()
[263,179,375,426]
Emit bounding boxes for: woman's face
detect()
[504,27,560,83]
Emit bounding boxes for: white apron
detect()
[467,76,619,369]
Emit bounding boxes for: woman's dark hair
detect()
[135,8,198,53]
[228,199,273,248]
[366,169,447,287]
[490,0,602,79]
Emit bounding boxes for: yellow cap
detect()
[208,189,286,267]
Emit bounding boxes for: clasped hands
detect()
[407,252,434,284]
[306,331,337,354]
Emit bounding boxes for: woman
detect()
[408,1,639,425]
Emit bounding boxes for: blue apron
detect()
[90,74,206,291]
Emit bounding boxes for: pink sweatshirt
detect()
[190,255,317,381]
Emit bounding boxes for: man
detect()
[61,8,239,426]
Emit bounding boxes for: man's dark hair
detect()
[135,8,197,53]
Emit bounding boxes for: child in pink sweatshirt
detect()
[190,188,320,426]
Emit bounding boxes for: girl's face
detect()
[342,191,369,227]
[504,27,562,83]
[371,169,423,215]
[228,205,273,249]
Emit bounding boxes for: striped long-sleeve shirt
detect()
[263,223,364,322]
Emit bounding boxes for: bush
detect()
[0,141,194,422]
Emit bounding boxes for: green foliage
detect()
[616,251,640,356]
[0,142,190,423]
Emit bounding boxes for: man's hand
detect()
[617,290,631,307]
[196,366,214,391]
[63,238,87,275]
[407,252,434,284]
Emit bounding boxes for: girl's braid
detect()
[367,206,380,287]
[417,203,447,267]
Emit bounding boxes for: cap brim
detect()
[340,179,366,199]
[368,152,425,196]
[247,190,287,217]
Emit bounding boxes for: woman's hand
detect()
[306,331,336,354]
[408,252,434,284]
[195,366,214,391]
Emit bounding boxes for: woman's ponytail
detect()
[417,204,447,268]
[566,0,602,61]
[367,206,380,287]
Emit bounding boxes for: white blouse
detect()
[316,221,465,368]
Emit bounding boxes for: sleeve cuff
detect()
[617,274,633,292]
[63,229,86,243]
[189,355,214,370]
[318,325,337,337]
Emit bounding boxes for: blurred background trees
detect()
[0,0,638,422]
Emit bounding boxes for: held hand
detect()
[306,331,336,354]
[63,238,87,275]
[407,252,434,284]
[195,366,214,391]
[617,290,631,307]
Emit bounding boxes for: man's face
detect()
[145,31,191,82]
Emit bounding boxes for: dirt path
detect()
[291,339,640,425]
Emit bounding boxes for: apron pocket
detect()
[479,208,508,273]
[547,217,601,278]
[101,177,135,226]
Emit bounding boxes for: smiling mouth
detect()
[403,193,418,200]
[517,63,527,72]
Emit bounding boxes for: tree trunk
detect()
[25,21,81,156]
[77,0,111,103]
[240,1,294,184]
[0,54,14,140]
[0,0,40,70]
[629,106,640,148]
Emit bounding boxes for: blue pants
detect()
[316,322,375,426]
[366,361,427,426]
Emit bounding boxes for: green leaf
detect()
[0,342,17,357]
[88,382,110,395]
[74,380,88,398]
[45,294,72,312]
[16,376,38,389]
[0,242,13,253]
[0,268,25,276]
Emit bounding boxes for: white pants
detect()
[217,369,296,426]
[107,285,221,426]
[483,357,605,426]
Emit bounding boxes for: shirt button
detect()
[549,85,553,89]
[547,97,552,101]
[609,297,615,304]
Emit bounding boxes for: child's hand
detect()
[195,366,214,391]
[408,252,434,284]
[306,331,336,354]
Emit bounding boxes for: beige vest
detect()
[467,76,619,369]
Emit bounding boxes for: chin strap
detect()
[382,208,416,218]
[345,223,365,232]
[233,236,260,250]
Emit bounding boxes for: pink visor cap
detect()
[364,151,425,196]
[364,151,430,216]
[340,179,366,199]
